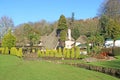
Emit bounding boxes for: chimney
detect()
[68,29,71,40]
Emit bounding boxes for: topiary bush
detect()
[17,48,23,58]
[10,47,18,56]
[2,30,16,49]
[4,47,9,55]
[71,48,75,59]
[58,48,62,58]
[75,47,80,59]
[37,50,42,57]
[63,48,67,58]
[66,49,70,58]
[45,49,49,57]
[0,48,5,54]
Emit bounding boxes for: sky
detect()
[0,0,104,26]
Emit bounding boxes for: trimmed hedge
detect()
[0,47,23,58]
[37,47,81,59]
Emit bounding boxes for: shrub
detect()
[41,51,45,57]
[32,49,35,53]
[71,48,75,59]
[63,48,67,58]
[50,50,54,57]
[17,48,23,58]
[58,48,62,57]
[4,47,9,55]
[45,49,49,57]
[0,48,5,54]
[10,47,17,56]
[37,50,41,57]
[54,50,57,57]
[66,49,70,58]
[2,30,16,49]
[75,47,80,59]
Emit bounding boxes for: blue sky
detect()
[0,0,104,26]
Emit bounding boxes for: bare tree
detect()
[99,0,120,20]
[0,16,14,39]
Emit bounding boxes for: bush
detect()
[66,49,70,58]
[4,47,9,55]
[17,48,23,58]
[58,48,62,57]
[49,50,54,57]
[37,50,41,57]
[54,50,57,57]
[10,47,17,56]
[75,47,80,59]
[71,48,74,59]
[41,51,45,57]
[63,48,67,58]
[2,30,16,49]
[0,48,5,54]
[45,49,49,57]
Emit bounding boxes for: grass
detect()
[89,56,120,69]
[0,54,119,80]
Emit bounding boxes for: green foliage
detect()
[4,47,9,55]
[63,48,67,58]
[0,55,118,80]
[2,30,16,49]
[71,48,74,59]
[58,48,62,57]
[58,15,68,30]
[37,50,42,57]
[75,47,80,59]
[107,19,120,40]
[45,49,49,57]
[32,49,35,53]
[0,48,5,54]
[71,27,80,40]
[66,49,70,58]
[23,24,40,46]
[99,15,109,36]
[41,51,45,57]
[88,34,104,54]
[10,47,17,56]
[17,48,23,58]
[60,30,66,41]
[54,50,57,57]
[50,50,55,57]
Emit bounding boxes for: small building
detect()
[76,35,87,47]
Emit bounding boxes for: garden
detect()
[0,55,119,80]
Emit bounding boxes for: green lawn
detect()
[89,56,120,69]
[0,55,119,80]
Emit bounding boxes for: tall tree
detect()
[23,24,40,46]
[57,15,68,48]
[99,15,110,38]
[107,19,120,42]
[71,27,80,41]
[0,16,14,39]
[2,30,16,49]
[99,0,120,21]
[58,15,68,31]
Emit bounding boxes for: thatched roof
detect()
[76,35,87,44]
[40,29,58,49]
